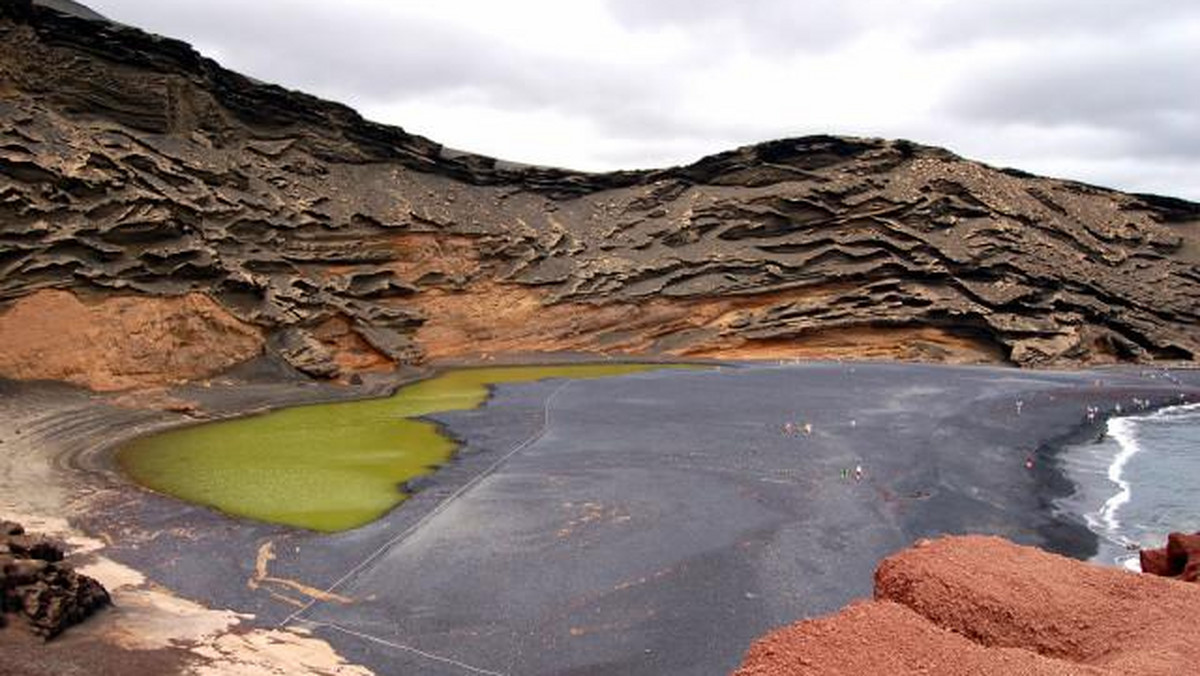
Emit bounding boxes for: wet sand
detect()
[3,361,1200,675]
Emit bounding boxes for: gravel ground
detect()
[4,361,1200,675]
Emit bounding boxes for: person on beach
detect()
[853,465,864,482]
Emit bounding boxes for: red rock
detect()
[737,536,1200,675]
[1183,560,1200,584]
[1140,546,1173,576]
[735,599,1102,676]
[1166,532,1200,572]
[1138,531,1200,580]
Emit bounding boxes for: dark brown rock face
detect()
[1,2,1198,387]
[1140,532,1200,582]
[1,520,110,639]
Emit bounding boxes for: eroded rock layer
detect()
[2,1,1199,387]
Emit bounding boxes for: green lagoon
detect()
[118,364,674,532]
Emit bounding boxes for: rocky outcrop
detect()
[736,536,1200,675]
[267,326,340,379]
[1,1,1199,389]
[0,288,263,390]
[1141,532,1200,582]
[1,520,110,639]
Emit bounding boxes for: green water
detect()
[118,364,675,532]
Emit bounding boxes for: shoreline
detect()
[272,362,1200,672]
[1060,400,1200,570]
[86,352,715,480]
[117,362,703,532]
[4,360,1200,674]
[1033,386,1200,560]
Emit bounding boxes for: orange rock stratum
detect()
[0,289,263,391]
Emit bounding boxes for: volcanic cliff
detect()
[2,1,1199,390]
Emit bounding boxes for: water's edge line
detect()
[1068,402,1200,567]
[1097,417,1138,532]
[278,379,574,628]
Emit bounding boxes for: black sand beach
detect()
[5,361,1200,675]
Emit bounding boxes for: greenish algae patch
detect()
[118,364,680,532]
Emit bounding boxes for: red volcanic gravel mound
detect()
[735,536,1200,675]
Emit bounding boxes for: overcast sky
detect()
[85,0,1200,199]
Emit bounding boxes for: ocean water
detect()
[1060,403,1200,570]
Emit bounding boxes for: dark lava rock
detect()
[0,1,1198,382]
[269,327,341,379]
[4,534,65,563]
[1,521,111,639]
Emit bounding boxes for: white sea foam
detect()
[1090,402,1200,541]
[1152,401,1200,422]
[1097,417,1139,532]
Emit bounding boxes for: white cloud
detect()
[83,0,1200,199]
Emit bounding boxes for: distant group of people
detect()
[781,421,813,436]
[781,420,864,482]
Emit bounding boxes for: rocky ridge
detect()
[2,1,1199,389]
